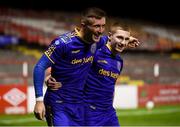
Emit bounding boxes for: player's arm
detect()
[33,54,52,120]
[127,36,140,48]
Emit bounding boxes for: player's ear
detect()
[81,19,86,27]
[109,32,112,36]
[108,32,112,37]
[108,32,112,41]
[81,22,85,26]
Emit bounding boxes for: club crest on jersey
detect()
[90,43,97,54]
[117,61,121,72]
[55,40,60,45]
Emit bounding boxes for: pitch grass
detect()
[117,105,180,126]
[0,105,180,126]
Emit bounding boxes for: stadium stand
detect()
[0,7,180,86]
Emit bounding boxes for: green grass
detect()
[117,105,180,126]
[0,114,46,126]
[0,105,180,126]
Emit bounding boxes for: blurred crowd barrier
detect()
[0,84,180,114]
[0,49,180,86]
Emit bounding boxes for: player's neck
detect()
[75,27,91,44]
[107,42,118,55]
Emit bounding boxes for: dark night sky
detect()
[0,0,179,27]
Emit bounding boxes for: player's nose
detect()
[97,26,104,34]
[121,39,126,45]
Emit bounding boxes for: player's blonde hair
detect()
[108,22,130,34]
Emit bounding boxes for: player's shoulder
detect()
[96,35,108,49]
[51,31,76,46]
[58,32,75,44]
[116,54,123,62]
[100,35,108,42]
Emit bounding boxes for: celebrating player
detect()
[33,7,107,126]
[84,22,139,126]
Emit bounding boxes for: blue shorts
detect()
[84,103,120,126]
[44,100,84,126]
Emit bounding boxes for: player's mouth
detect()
[92,34,101,42]
[116,43,125,52]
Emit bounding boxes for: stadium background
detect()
[0,0,180,126]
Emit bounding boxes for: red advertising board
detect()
[138,85,180,107]
[0,84,27,114]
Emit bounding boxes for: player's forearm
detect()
[33,64,46,99]
[33,54,52,100]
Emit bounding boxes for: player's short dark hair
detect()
[81,7,106,25]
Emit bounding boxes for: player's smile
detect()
[116,43,126,52]
[92,33,102,42]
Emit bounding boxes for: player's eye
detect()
[94,25,100,28]
[117,36,123,40]
[125,37,130,41]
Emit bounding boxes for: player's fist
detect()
[45,76,62,90]
[128,36,140,48]
[34,101,45,121]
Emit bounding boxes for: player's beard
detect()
[83,32,101,44]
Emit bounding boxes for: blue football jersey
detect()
[44,29,107,103]
[84,44,123,108]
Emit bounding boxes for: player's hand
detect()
[34,101,45,121]
[45,76,62,90]
[128,36,140,48]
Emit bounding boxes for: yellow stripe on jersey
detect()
[106,43,112,51]
[74,27,90,44]
[44,52,55,64]
[74,27,83,38]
